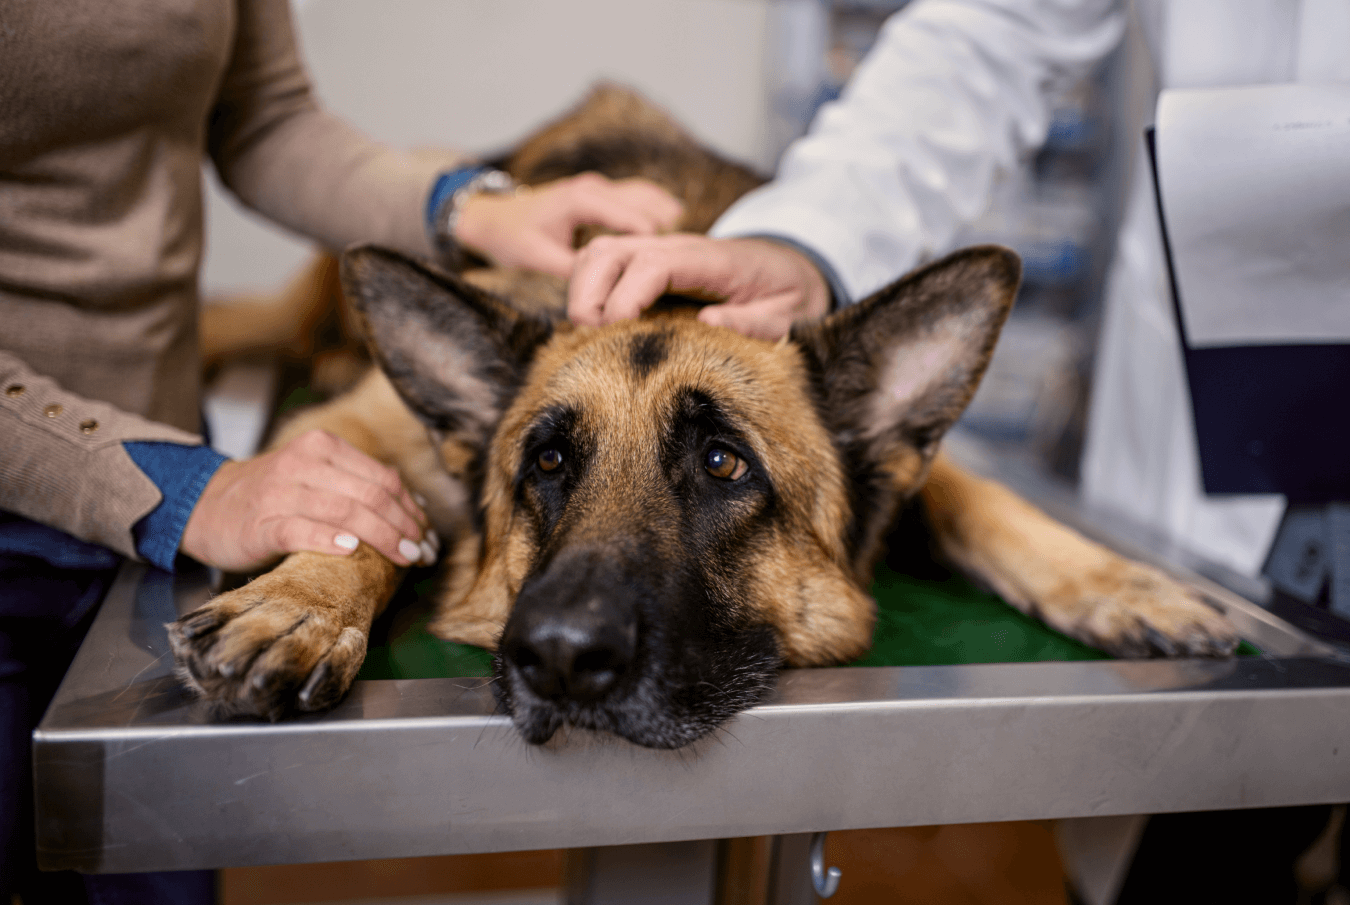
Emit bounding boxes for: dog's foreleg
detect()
[167,369,461,719]
[919,454,1238,657]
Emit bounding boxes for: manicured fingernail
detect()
[413,493,428,507]
[426,529,441,552]
[419,540,436,565]
[335,534,359,551]
[398,538,420,562]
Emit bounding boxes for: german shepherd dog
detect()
[169,86,1237,748]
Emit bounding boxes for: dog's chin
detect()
[492,625,782,750]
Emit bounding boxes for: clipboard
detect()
[1147,125,1350,502]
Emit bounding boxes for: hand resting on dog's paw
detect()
[180,428,432,574]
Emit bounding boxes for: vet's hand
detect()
[180,430,433,572]
[454,173,684,278]
[567,234,832,341]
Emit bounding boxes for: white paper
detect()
[1156,83,1350,348]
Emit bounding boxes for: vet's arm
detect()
[710,0,1125,303]
[568,0,1124,338]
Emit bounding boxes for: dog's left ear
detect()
[340,245,555,450]
[791,244,1020,486]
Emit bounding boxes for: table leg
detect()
[566,840,719,905]
[766,834,818,905]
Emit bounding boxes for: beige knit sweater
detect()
[0,0,464,559]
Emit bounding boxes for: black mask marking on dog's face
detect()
[493,377,783,749]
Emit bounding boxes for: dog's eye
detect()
[704,448,746,480]
[538,448,564,473]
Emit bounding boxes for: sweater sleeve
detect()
[206,0,471,259]
[710,0,1126,302]
[0,351,204,560]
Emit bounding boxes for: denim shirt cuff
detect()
[125,442,229,572]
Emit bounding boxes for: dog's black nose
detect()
[505,600,636,703]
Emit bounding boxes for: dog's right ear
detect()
[340,246,555,449]
[792,245,1020,458]
[790,245,1020,578]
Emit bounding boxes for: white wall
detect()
[201,0,774,296]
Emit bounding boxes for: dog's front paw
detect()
[1039,560,1239,658]
[167,580,367,720]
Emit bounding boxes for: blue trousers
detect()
[0,555,215,904]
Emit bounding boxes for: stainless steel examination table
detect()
[32,454,1350,902]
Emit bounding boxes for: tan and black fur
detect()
[170,85,1237,748]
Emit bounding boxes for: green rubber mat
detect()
[357,575,497,681]
[357,562,1258,681]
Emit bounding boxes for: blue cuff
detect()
[739,234,852,310]
[426,165,490,239]
[125,442,229,572]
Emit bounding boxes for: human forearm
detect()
[207,0,467,258]
[213,105,465,259]
[0,352,203,559]
[711,0,1126,300]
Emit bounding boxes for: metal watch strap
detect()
[430,167,516,268]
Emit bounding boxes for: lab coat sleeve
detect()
[710,0,1126,302]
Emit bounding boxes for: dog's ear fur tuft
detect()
[340,246,555,447]
[791,245,1020,575]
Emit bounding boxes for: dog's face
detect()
[343,245,1019,748]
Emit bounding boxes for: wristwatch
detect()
[426,166,517,268]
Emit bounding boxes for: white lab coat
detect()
[712,0,1350,576]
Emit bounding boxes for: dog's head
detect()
[342,245,1019,748]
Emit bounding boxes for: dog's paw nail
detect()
[297,661,341,712]
[176,612,223,640]
[1143,627,1178,657]
[298,666,324,706]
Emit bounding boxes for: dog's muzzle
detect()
[495,548,646,744]
[493,547,781,749]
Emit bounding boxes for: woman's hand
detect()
[454,172,684,277]
[180,429,434,572]
[567,234,832,340]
